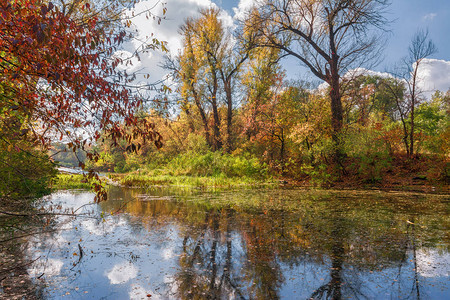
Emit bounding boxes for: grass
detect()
[53,151,275,190]
[113,173,275,189]
[53,170,274,191]
[153,151,269,178]
[106,151,275,189]
[52,174,92,189]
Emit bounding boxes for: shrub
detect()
[0,147,57,199]
[146,151,268,179]
[343,125,391,183]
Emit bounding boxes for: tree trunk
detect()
[211,73,222,151]
[328,55,344,168]
[409,65,419,158]
[280,128,285,175]
[212,102,222,151]
[191,86,212,148]
[409,106,415,157]
[224,82,233,153]
[329,57,344,144]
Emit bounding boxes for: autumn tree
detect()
[175,18,214,148]
[240,10,283,142]
[174,8,253,152]
[0,0,163,200]
[191,8,224,151]
[246,0,390,157]
[218,15,255,152]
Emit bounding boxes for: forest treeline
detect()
[85,7,449,187]
[1,1,449,200]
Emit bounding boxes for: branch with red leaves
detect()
[0,0,162,201]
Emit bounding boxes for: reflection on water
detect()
[21,187,450,299]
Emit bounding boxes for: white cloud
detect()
[316,60,450,99]
[106,261,138,284]
[417,249,450,278]
[112,50,143,73]
[341,62,450,100]
[416,58,450,98]
[233,0,257,21]
[344,68,393,80]
[422,13,437,21]
[120,0,234,85]
[28,258,63,277]
[317,68,393,92]
[125,0,216,56]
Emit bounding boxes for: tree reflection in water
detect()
[16,187,448,299]
[97,187,449,299]
[0,198,52,299]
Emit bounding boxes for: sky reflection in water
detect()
[26,187,449,299]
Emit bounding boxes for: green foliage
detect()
[300,163,333,187]
[184,133,210,154]
[152,151,268,179]
[415,91,449,155]
[0,145,57,199]
[343,126,392,183]
[119,173,271,189]
[1,77,57,200]
[295,136,338,186]
[52,174,92,190]
[110,150,271,189]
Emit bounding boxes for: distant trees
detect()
[133,3,446,185]
[3,1,443,187]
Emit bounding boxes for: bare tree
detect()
[385,29,437,158]
[402,29,437,157]
[245,0,390,156]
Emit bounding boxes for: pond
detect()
[3,187,450,299]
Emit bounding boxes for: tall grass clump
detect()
[118,151,271,188]
[164,151,268,178]
[52,174,94,190]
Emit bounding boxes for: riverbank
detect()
[53,172,277,190]
[53,170,449,194]
[52,174,94,189]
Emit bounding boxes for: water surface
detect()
[17,187,450,299]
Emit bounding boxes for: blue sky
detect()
[207,0,450,91]
[386,0,450,64]
[212,0,450,68]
